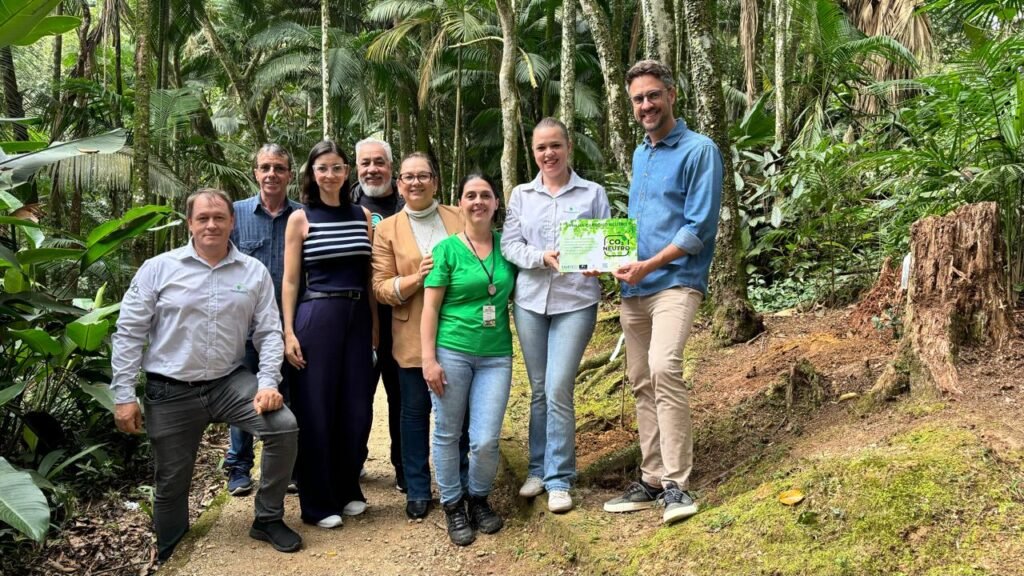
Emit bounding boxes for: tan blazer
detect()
[372,205,462,368]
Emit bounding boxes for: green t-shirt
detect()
[424,232,516,357]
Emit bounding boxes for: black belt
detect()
[301,290,362,302]
[145,366,243,387]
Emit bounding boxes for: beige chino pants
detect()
[620,286,703,489]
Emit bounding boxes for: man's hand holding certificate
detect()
[558,218,638,273]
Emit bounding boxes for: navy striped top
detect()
[301,203,371,293]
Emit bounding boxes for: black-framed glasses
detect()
[256,163,290,174]
[399,172,434,184]
[629,90,665,106]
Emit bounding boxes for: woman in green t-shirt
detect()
[421,173,515,547]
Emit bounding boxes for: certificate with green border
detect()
[558,218,637,273]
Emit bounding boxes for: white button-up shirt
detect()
[110,241,284,404]
[501,171,611,315]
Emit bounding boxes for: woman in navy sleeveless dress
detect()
[281,141,378,528]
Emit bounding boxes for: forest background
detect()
[0,0,1022,572]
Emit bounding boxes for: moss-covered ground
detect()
[629,424,1024,576]
[499,309,1024,576]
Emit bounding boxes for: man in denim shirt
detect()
[224,144,303,496]
[603,60,723,525]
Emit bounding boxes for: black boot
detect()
[467,494,504,534]
[443,498,476,546]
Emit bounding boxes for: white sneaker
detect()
[316,514,343,528]
[343,500,367,516]
[519,476,545,497]
[547,490,573,513]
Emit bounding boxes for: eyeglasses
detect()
[256,163,290,174]
[629,90,665,106]
[399,172,434,184]
[313,164,348,175]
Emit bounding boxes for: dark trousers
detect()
[372,304,403,480]
[397,367,470,502]
[144,368,297,560]
[291,296,375,523]
[225,340,292,477]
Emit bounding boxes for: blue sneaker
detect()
[227,471,253,496]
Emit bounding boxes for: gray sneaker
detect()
[662,482,698,524]
[603,480,664,512]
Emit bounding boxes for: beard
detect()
[359,180,392,198]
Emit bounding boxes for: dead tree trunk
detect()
[872,202,1014,398]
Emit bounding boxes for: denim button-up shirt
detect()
[230,195,302,304]
[501,171,610,315]
[623,118,723,298]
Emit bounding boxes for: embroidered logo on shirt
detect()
[230,283,248,294]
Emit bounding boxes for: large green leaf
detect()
[0,129,127,190]
[0,0,61,48]
[10,328,61,357]
[0,242,18,269]
[0,457,50,543]
[85,204,174,245]
[4,268,26,292]
[0,381,26,407]
[82,207,174,271]
[79,383,114,413]
[16,248,83,267]
[66,318,110,351]
[0,141,46,153]
[11,14,80,46]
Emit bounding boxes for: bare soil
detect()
[158,386,562,576]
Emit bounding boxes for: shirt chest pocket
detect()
[556,201,588,225]
[239,240,264,256]
[221,285,257,320]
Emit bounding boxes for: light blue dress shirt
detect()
[622,118,723,298]
[501,171,611,315]
[110,242,284,404]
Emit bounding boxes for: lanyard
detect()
[464,233,497,297]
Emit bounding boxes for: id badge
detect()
[482,304,497,327]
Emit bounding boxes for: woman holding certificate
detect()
[500,118,610,513]
[421,174,516,546]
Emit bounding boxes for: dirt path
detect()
[161,385,550,576]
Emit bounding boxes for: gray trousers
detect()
[143,367,298,559]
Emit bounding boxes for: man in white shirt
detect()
[111,188,301,562]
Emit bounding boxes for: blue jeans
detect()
[514,304,597,491]
[225,341,291,477]
[397,367,470,502]
[430,347,512,505]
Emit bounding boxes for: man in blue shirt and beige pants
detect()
[604,60,723,525]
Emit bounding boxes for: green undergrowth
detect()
[627,424,1024,576]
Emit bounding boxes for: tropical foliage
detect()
[1,0,1021,561]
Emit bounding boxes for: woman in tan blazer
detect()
[371,152,467,520]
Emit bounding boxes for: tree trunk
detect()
[683,0,764,343]
[113,0,123,127]
[0,46,27,141]
[494,0,520,203]
[451,48,463,200]
[559,0,577,137]
[321,0,332,140]
[740,0,759,107]
[52,4,63,103]
[872,202,1014,398]
[641,0,675,73]
[774,0,791,149]
[577,0,633,176]
[134,0,152,206]
[197,5,268,145]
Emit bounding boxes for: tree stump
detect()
[872,202,1014,398]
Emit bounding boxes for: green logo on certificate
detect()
[559,219,637,273]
